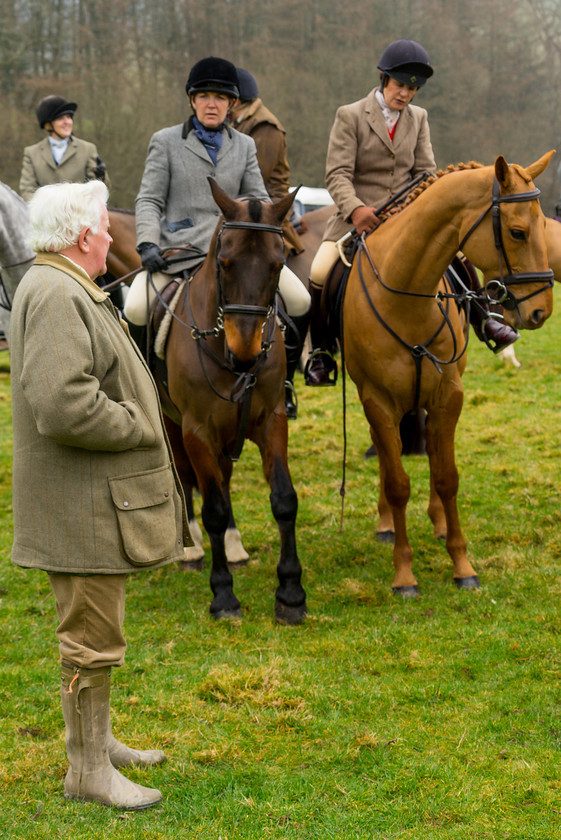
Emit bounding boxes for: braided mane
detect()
[379,161,484,222]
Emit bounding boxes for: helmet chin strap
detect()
[45,120,72,141]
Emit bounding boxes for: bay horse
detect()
[342,152,555,596]
[104,200,332,567]
[0,182,35,340]
[106,203,334,291]
[154,178,306,622]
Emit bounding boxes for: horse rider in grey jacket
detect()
[125,57,310,417]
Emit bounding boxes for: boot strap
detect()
[61,664,110,712]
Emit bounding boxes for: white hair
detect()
[27,180,109,253]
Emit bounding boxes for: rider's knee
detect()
[310,241,339,287]
[278,266,311,317]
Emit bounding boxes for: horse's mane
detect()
[380,161,485,222]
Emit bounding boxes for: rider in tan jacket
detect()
[306,40,518,386]
[19,95,106,201]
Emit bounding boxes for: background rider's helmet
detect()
[377,39,433,88]
[236,68,259,102]
[186,57,239,99]
[36,95,77,129]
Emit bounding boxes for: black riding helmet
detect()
[186,56,239,99]
[236,68,259,102]
[377,39,433,88]
[36,95,77,129]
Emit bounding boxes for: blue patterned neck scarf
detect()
[192,116,224,165]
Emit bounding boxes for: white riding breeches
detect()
[310,240,340,288]
[124,265,310,327]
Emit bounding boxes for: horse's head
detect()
[459,151,555,331]
[208,177,295,367]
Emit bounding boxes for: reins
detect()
[157,217,285,461]
[337,170,552,525]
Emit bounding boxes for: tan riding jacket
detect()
[19,135,102,201]
[323,87,437,243]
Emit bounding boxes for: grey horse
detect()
[0,182,34,340]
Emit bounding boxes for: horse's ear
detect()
[272,187,297,224]
[526,149,556,181]
[494,155,510,187]
[208,176,238,219]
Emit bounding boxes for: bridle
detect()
[214,219,283,331]
[348,175,553,412]
[458,177,554,311]
[175,217,285,460]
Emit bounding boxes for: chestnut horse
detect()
[342,152,555,596]
[154,178,306,622]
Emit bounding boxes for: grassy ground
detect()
[1,289,561,838]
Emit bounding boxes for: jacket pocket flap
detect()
[109,465,174,511]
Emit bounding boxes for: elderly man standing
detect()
[9,180,190,810]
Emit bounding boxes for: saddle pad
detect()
[154,279,186,360]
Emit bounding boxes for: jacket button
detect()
[164,491,169,498]
[123,501,130,507]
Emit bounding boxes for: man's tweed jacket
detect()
[10,253,190,574]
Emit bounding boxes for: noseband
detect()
[189,217,285,461]
[458,177,554,310]
[216,219,285,326]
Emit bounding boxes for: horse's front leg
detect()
[217,455,250,567]
[363,398,417,596]
[254,411,306,624]
[427,388,480,589]
[163,416,205,569]
[184,430,241,618]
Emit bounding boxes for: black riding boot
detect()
[461,259,519,352]
[284,310,311,419]
[304,283,337,386]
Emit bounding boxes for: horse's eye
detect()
[218,257,231,271]
[509,229,526,242]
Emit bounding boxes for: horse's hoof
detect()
[211,607,242,620]
[227,558,249,570]
[454,575,481,590]
[392,584,420,599]
[377,530,395,544]
[275,600,307,625]
[180,557,204,571]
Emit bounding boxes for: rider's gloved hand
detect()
[351,206,380,235]
[137,242,169,273]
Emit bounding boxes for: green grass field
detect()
[1,289,561,839]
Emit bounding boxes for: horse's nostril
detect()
[531,309,544,326]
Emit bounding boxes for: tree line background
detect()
[1,0,561,213]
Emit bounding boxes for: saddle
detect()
[145,277,184,394]
[321,234,361,354]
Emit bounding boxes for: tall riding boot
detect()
[462,259,519,352]
[304,283,337,386]
[60,664,163,809]
[283,310,311,419]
